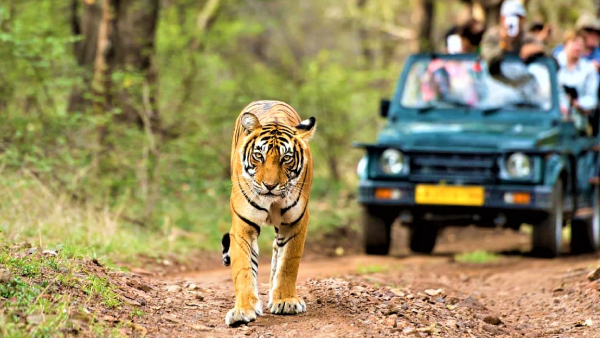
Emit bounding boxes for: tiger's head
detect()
[239,112,316,200]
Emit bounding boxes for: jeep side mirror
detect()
[380,99,391,118]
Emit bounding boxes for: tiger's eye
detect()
[282,155,292,162]
[253,153,263,161]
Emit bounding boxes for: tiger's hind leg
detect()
[268,216,308,315]
[225,221,262,326]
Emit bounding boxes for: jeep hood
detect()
[377,122,558,151]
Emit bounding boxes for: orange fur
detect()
[225,100,315,326]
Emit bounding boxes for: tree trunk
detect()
[110,0,160,128]
[356,0,376,66]
[417,0,435,52]
[68,0,103,113]
[69,0,161,131]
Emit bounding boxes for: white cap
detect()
[501,0,526,18]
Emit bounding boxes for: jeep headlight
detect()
[380,149,405,175]
[357,156,367,179]
[506,152,531,178]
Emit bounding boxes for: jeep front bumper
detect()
[358,180,554,211]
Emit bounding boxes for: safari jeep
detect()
[356,53,600,258]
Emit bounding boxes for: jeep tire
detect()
[571,185,600,254]
[532,179,564,258]
[409,222,438,254]
[362,206,396,255]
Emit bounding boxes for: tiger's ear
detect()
[241,112,261,135]
[295,117,316,141]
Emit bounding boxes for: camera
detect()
[505,15,520,37]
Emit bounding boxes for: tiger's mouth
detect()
[250,180,288,199]
[259,191,287,198]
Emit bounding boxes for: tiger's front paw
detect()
[225,307,257,326]
[269,297,306,315]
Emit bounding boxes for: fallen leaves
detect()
[0,268,13,283]
[162,314,182,323]
[483,315,503,325]
[26,314,44,325]
[126,279,153,293]
[575,318,593,327]
[165,284,182,293]
[587,266,600,282]
[424,288,443,296]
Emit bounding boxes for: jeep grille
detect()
[409,152,497,184]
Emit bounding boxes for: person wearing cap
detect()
[481,0,545,84]
[553,14,600,71]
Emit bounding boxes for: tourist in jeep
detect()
[557,30,599,134]
[481,0,545,85]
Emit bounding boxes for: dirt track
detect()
[114,228,600,338]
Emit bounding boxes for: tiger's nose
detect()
[264,182,278,191]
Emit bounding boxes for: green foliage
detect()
[0,0,386,260]
[454,250,501,264]
[82,276,121,309]
[356,264,389,275]
[0,241,126,338]
[0,0,595,263]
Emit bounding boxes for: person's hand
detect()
[572,100,581,110]
[520,43,545,60]
[592,60,600,72]
[499,26,515,50]
[560,105,569,116]
[540,24,553,42]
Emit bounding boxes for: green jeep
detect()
[356,53,600,258]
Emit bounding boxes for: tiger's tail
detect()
[221,233,231,266]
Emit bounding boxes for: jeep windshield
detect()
[400,57,553,112]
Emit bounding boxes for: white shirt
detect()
[556,51,599,111]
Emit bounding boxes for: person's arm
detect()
[480,28,504,74]
[520,34,545,62]
[578,68,599,111]
[558,81,570,115]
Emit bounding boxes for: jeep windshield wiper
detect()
[416,104,436,113]
[482,106,503,115]
[482,102,541,115]
[512,102,541,109]
[416,99,471,114]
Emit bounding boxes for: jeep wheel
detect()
[362,206,396,255]
[571,186,600,254]
[532,179,563,258]
[409,222,438,254]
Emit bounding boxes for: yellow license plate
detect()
[415,185,485,206]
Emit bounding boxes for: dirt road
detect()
[111,228,600,338]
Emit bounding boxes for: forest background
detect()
[0,0,597,262]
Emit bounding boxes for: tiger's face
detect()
[239,113,316,200]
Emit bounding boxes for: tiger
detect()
[223,100,316,326]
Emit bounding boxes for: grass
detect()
[356,264,389,275]
[0,238,129,338]
[82,276,122,309]
[454,250,501,264]
[0,170,360,337]
[0,171,211,264]
[0,171,359,264]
